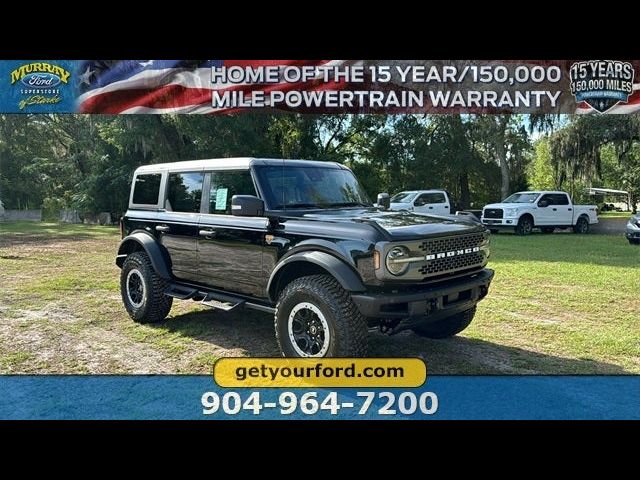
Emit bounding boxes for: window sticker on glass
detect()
[215,188,228,210]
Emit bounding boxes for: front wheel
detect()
[516,216,534,236]
[274,274,368,357]
[573,216,589,234]
[412,307,477,339]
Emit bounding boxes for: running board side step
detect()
[164,282,275,314]
[164,285,198,300]
[201,293,244,312]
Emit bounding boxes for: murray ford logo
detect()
[10,63,70,86]
[570,60,635,113]
[9,62,70,110]
[19,72,61,88]
[426,247,480,261]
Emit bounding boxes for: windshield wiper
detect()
[327,202,369,208]
[273,203,323,209]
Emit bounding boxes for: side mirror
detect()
[538,200,549,208]
[231,195,264,216]
[377,193,390,210]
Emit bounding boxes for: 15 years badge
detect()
[570,60,634,113]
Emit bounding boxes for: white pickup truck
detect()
[481,191,598,235]
[390,190,454,215]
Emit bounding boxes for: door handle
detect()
[155,225,170,232]
[199,229,216,237]
[428,206,434,209]
[568,208,572,211]
[552,208,557,211]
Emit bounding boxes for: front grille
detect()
[418,232,487,253]
[418,252,485,276]
[416,232,488,278]
[483,208,503,219]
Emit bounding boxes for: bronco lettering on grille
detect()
[426,246,480,261]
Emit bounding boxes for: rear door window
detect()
[552,194,569,205]
[166,172,204,213]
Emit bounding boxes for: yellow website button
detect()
[214,358,426,388]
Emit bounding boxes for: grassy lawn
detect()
[0,221,638,374]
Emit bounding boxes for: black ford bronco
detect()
[116,158,493,357]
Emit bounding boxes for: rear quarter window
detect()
[132,173,162,205]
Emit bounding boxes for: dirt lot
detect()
[1,222,639,374]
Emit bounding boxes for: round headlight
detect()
[385,246,410,276]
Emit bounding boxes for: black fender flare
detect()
[116,232,171,279]
[267,251,366,302]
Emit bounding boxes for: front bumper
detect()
[352,268,494,327]
[626,228,640,240]
[481,217,518,228]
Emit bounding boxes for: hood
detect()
[483,202,536,210]
[390,202,411,208]
[300,208,483,240]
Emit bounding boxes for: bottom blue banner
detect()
[0,375,637,420]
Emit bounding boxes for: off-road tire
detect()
[412,307,477,339]
[541,227,555,234]
[274,274,368,357]
[121,251,173,323]
[573,216,589,234]
[516,215,534,236]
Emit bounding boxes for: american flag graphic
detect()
[77,60,355,114]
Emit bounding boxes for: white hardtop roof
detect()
[136,157,252,172]
[134,157,344,174]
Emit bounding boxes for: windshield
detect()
[503,192,541,203]
[254,165,371,210]
[390,191,417,203]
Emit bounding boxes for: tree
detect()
[528,138,555,190]
[548,115,640,208]
[472,115,531,200]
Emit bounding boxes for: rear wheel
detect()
[516,216,534,236]
[412,307,476,339]
[573,216,589,234]
[274,274,368,357]
[120,251,173,323]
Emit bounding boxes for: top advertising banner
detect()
[1,56,639,424]
[0,59,638,114]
